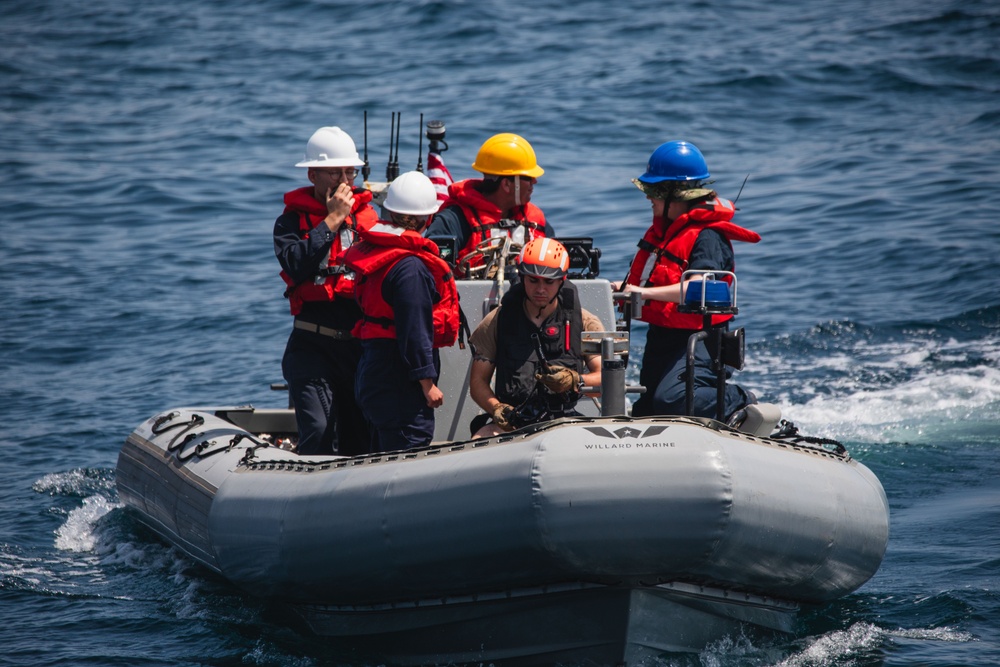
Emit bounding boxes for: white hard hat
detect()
[295,126,365,168]
[383,171,441,216]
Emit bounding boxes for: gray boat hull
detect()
[296,581,798,666]
[117,406,888,664]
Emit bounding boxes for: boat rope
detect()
[239,446,259,464]
[174,430,270,462]
[151,411,204,435]
[167,431,201,455]
[160,414,205,450]
[767,419,847,456]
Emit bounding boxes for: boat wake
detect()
[735,308,1000,443]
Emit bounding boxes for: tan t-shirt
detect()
[470,306,606,363]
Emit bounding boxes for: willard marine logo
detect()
[584,425,669,439]
[582,425,675,449]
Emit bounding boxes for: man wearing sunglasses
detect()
[273,126,377,456]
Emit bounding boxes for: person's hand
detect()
[422,381,444,408]
[535,365,581,394]
[324,183,355,230]
[622,284,643,297]
[491,403,516,432]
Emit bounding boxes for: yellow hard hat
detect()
[471,133,544,178]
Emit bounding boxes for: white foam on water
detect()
[767,623,977,667]
[760,332,1000,443]
[241,641,318,667]
[0,550,50,588]
[773,622,885,666]
[54,495,118,553]
[32,467,116,497]
[695,631,786,667]
[781,369,1000,443]
[888,625,976,642]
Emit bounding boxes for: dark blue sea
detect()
[2,0,998,665]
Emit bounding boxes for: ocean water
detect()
[2,0,999,665]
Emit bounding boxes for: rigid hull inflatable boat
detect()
[117,362,889,665]
[117,408,888,664]
[117,122,889,663]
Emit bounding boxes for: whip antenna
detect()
[391,111,401,180]
[733,173,750,206]
[362,110,370,182]
[385,112,396,181]
[416,113,424,172]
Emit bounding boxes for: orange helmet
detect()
[518,238,569,279]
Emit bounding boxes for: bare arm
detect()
[580,355,602,396]
[623,274,709,303]
[470,358,501,414]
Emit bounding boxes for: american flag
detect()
[426,150,453,202]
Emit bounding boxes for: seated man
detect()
[468,238,604,437]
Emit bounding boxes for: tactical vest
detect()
[494,281,584,412]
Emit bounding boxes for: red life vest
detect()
[625,197,760,330]
[342,223,460,348]
[440,179,548,276]
[279,186,378,315]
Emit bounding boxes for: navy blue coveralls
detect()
[355,255,441,453]
[274,210,373,457]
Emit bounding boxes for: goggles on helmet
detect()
[517,238,569,280]
[632,178,714,202]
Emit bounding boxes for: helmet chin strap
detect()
[513,175,521,206]
[524,278,562,319]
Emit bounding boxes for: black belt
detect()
[293,320,353,340]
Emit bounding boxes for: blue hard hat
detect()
[638,141,710,183]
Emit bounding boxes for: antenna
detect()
[391,111,401,180]
[733,173,750,206]
[416,113,424,172]
[386,112,401,182]
[362,110,370,182]
[385,112,395,181]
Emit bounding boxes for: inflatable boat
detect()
[116,121,888,664]
[117,277,889,666]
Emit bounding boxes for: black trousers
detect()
[631,325,752,421]
[282,329,372,456]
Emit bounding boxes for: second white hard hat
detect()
[295,126,365,168]
[383,171,441,217]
